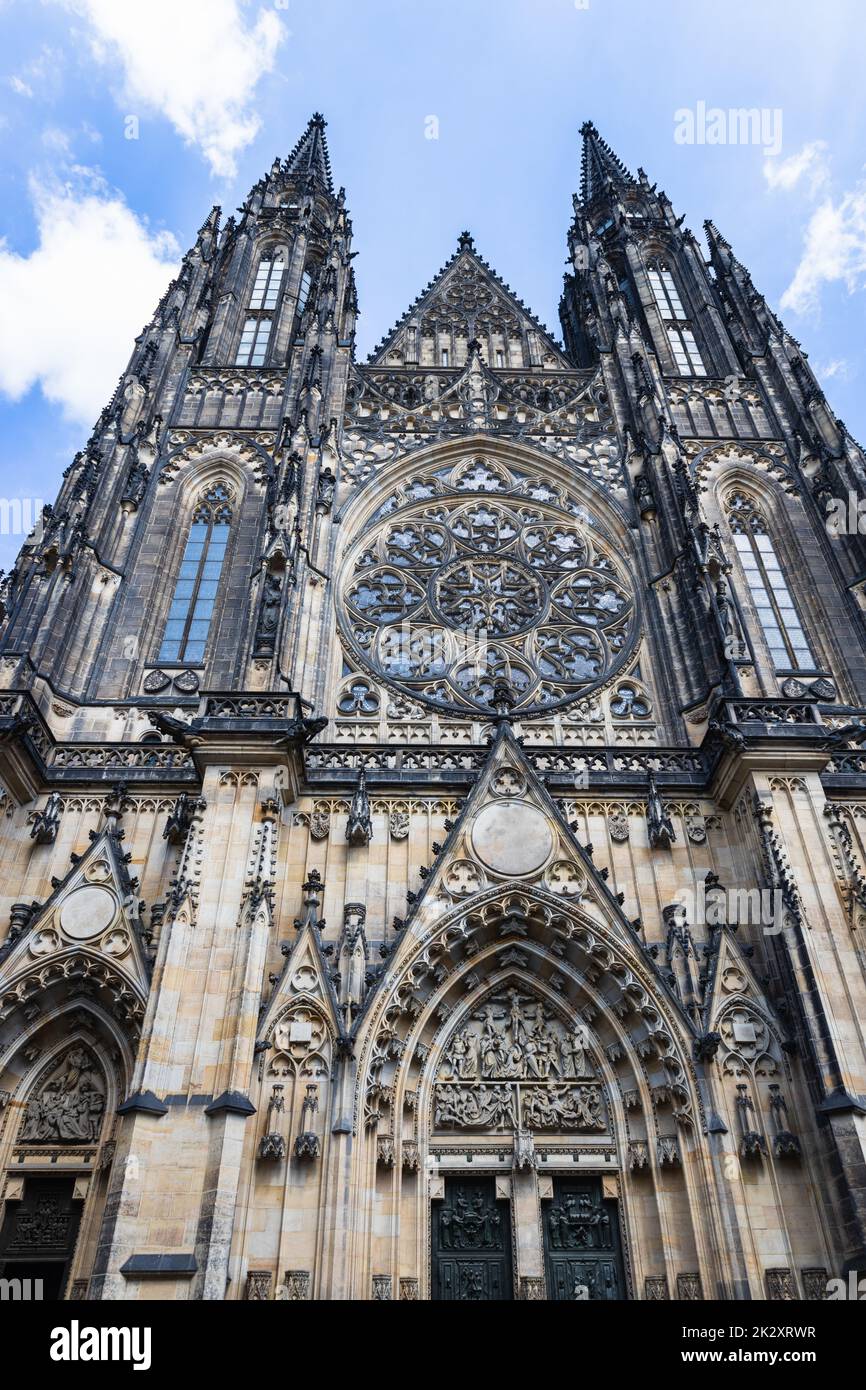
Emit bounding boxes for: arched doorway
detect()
[426,977,629,1300]
[0,1175,84,1301]
[353,878,704,1300]
[0,1009,132,1300]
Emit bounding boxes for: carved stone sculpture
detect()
[30,792,62,845]
[646,771,676,849]
[246,1270,272,1300]
[20,1047,106,1145]
[677,1273,703,1300]
[765,1268,797,1300]
[433,993,604,1133]
[346,768,373,845]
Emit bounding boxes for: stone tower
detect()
[0,116,864,1303]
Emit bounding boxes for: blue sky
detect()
[0,0,864,572]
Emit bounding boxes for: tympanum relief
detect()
[433,990,606,1132]
[19,1046,106,1145]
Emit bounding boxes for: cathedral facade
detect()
[0,116,865,1302]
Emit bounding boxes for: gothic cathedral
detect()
[0,116,864,1304]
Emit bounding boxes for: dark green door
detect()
[0,1177,82,1300]
[543,1178,625,1300]
[432,1178,513,1300]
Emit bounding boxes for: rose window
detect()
[338,457,638,714]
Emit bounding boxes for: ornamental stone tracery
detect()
[338,457,637,714]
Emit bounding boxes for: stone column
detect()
[512,1138,545,1296]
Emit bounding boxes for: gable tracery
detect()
[367,245,568,371]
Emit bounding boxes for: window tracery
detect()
[725,491,814,671]
[236,251,285,366]
[158,482,233,664]
[337,457,637,714]
[647,260,706,376]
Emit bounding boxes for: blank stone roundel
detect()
[59,884,117,940]
[470,800,554,876]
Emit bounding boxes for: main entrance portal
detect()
[431,1178,513,1300]
[542,1177,624,1299]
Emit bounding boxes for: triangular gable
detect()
[258,878,341,1047]
[382,725,684,1021]
[367,238,571,369]
[0,825,152,1008]
[701,922,785,1074]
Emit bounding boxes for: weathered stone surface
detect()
[0,117,863,1304]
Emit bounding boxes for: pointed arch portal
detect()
[346,725,711,1300]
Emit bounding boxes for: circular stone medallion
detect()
[59,884,117,941]
[470,801,554,876]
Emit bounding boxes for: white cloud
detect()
[780,178,866,316]
[7,45,65,101]
[0,168,180,426]
[61,0,286,177]
[41,123,102,155]
[814,357,853,383]
[41,127,73,155]
[763,140,830,198]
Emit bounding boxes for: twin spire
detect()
[278,113,634,210]
[258,113,728,359]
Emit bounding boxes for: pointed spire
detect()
[703,219,732,255]
[284,112,334,193]
[196,205,220,246]
[703,219,742,277]
[579,121,636,203]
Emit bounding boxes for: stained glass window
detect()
[727,492,814,671]
[158,484,233,664]
[235,253,285,365]
[647,262,706,376]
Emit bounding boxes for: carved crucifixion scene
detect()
[19,1047,106,1146]
[433,991,606,1131]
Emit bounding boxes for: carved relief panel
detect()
[432,990,606,1134]
[18,1046,106,1146]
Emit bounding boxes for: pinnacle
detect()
[579,120,636,204]
[283,112,334,193]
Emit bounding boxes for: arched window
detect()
[296,267,313,316]
[647,261,706,376]
[158,483,233,664]
[726,492,814,671]
[236,251,285,366]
